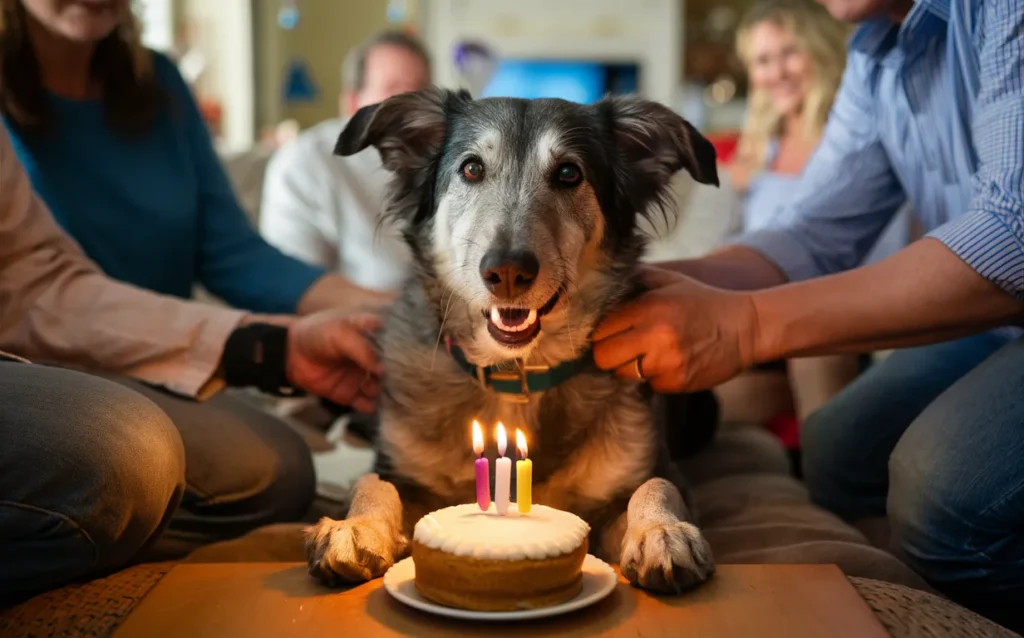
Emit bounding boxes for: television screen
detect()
[481,60,639,104]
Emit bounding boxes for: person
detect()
[718,0,862,447]
[0,115,385,603]
[259,29,431,291]
[0,0,387,315]
[592,0,1023,630]
[717,0,915,470]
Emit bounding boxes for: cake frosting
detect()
[413,503,590,561]
[411,502,592,610]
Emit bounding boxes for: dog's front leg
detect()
[305,473,407,586]
[604,478,715,593]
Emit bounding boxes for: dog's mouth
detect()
[483,290,561,348]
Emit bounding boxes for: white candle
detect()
[495,423,511,516]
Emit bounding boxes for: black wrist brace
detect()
[222,323,303,397]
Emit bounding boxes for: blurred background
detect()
[139,0,764,260]
[140,0,752,156]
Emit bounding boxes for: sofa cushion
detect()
[680,426,931,591]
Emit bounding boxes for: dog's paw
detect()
[620,521,715,593]
[304,516,407,587]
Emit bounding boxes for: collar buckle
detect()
[480,359,551,403]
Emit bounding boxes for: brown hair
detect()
[0,0,166,136]
[342,29,432,94]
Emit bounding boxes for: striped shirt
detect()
[736,0,1024,301]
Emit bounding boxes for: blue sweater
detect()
[3,52,324,314]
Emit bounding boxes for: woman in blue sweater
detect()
[0,0,387,316]
[0,0,388,563]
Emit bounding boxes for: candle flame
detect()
[472,420,484,456]
[516,428,528,459]
[496,422,507,456]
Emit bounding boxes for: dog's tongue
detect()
[497,307,531,327]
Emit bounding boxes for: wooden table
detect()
[114,563,888,638]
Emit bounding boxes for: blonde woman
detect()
[717,0,906,463]
[729,0,848,222]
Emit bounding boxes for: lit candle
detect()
[472,420,490,511]
[516,429,532,514]
[495,423,512,515]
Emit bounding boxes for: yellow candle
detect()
[516,429,532,514]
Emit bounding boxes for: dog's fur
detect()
[305,87,721,593]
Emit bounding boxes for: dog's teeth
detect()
[489,306,540,333]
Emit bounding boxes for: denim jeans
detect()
[0,362,315,604]
[802,333,1024,632]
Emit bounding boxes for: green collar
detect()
[448,342,594,403]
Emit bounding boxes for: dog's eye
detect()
[555,163,583,187]
[461,159,485,183]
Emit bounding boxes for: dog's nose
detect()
[479,250,540,299]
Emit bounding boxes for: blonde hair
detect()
[0,0,163,135]
[734,0,849,173]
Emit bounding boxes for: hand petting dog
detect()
[592,267,759,393]
[287,310,384,413]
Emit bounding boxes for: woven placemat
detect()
[850,577,1020,638]
[0,563,174,638]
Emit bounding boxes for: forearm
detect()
[296,274,397,316]
[751,239,1024,362]
[657,245,788,291]
[7,266,245,398]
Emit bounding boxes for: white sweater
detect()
[259,117,412,292]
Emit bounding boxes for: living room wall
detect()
[252,0,394,132]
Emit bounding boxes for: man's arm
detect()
[752,0,1024,360]
[0,126,385,410]
[660,52,907,290]
[652,245,788,290]
[0,127,244,397]
[752,239,1024,363]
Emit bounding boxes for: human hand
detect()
[287,310,384,413]
[592,268,760,393]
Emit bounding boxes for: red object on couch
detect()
[766,411,801,450]
[707,131,741,164]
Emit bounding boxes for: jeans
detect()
[802,333,1024,632]
[0,362,315,603]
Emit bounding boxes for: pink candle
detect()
[472,421,490,511]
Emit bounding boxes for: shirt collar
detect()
[849,0,950,57]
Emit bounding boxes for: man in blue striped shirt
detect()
[592,0,1024,630]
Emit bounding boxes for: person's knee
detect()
[49,371,185,568]
[1,367,184,593]
[254,421,316,523]
[888,420,1017,597]
[190,398,316,526]
[800,400,858,517]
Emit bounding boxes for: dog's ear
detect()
[601,95,719,189]
[335,86,469,173]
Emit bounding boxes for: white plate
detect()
[382,554,618,621]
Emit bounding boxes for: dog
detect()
[305,86,721,593]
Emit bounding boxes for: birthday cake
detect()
[411,503,591,611]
